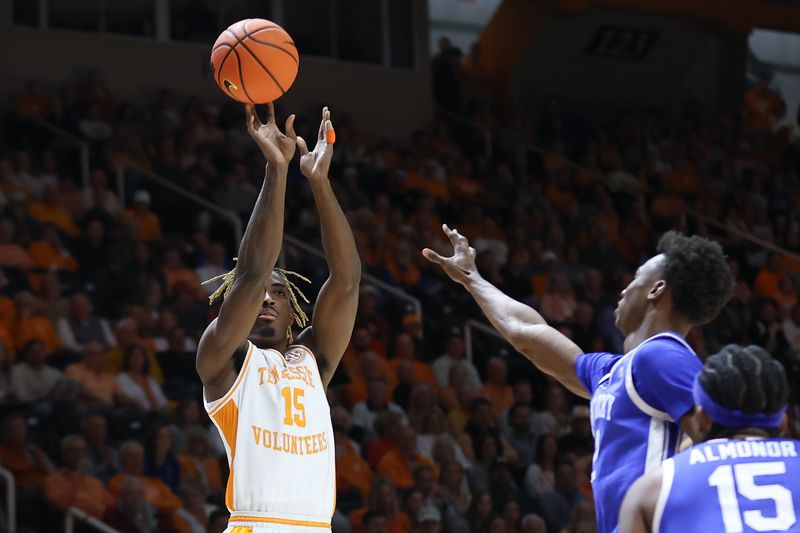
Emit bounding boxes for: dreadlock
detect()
[699,344,789,438]
[202,259,311,329]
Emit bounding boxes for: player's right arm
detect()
[618,466,662,533]
[196,103,296,396]
[423,224,588,398]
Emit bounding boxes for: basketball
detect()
[210,19,299,104]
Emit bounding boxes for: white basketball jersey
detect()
[204,341,336,530]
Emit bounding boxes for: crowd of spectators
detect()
[0,51,799,533]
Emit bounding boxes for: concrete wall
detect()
[0,0,433,139]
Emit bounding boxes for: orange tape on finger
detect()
[325,120,336,144]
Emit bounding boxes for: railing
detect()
[17,114,91,189]
[112,164,421,318]
[464,318,511,363]
[115,163,244,245]
[282,235,423,318]
[64,507,119,533]
[0,466,15,533]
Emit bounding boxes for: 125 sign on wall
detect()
[587,26,658,61]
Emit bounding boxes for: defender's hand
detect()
[246,102,296,166]
[422,224,480,286]
[297,106,334,182]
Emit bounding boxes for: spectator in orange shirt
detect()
[0,219,34,269]
[14,291,61,354]
[27,184,80,237]
[104,475,178,533]
[66,342,123,407]
[332,406,374,505]
[162,247,203,300]
[378,426,437,490]
[173,479,214,533]
[104,317,164,383]
[120,190,162,242]
[44,434,113,519]
[754,253,786,300]
[109,441,182,513]
[481,357,514,416]
[28,223,78,273]
[0,414,55,491]
[388,333,437,388]
[350,476,410,533]
[178,427,223,495]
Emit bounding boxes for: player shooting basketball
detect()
[423,227,734,533]
[196,103,360,532]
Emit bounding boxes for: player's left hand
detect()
[297,106,334,182]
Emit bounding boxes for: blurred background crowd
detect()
[0,37,799,533]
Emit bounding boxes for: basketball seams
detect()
[231,48,256,104]
[213,19,296,103]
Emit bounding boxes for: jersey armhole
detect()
[652,458,675,533]
[624,348,674,422]
[205,341,254,416]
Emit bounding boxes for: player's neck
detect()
[250,336,290,353]
[624,311,691,353]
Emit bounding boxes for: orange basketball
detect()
[210,19,299,104]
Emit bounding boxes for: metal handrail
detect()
[0,465,15,533]
[18,114,91,189]
[283,234,423,317]
[464,318,510,363]
[64,506,120,533]
[115,164,244,245]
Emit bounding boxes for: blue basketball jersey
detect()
[576,332,702,533]
[656,438,800,532]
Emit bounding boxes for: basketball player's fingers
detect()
[245,104,257,130]
[442,224,465,248]
[422,248,446,264]
[318,107,328,142]
[469,246,477,259]
[324,119,336,146]
[266,102,276,124]
[297,136,310,156]
[284,114,297,140]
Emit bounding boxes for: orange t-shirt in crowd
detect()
[754,268,782,299]
[0,445,50,490]
[108,474,181,513]
[15,316,61,354]
[44,470,113,519]
[481,382,514,416]
[28,241,78,272]
[745,88,784,132]
[178,454,223,494]
[388,358,437,389]
[65,363,121,406]
[377,450,436,490]
[27,202,81,236]
[0,244,34,269]
[336,439,374,501]
[349,507,410,533]
[120,209,162,241]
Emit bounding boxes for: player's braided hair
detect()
[202,259,311,329]
[656,231,734,325]
[698,344,788,438]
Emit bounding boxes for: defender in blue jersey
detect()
[423,229,734,533]
[619,345,799,533]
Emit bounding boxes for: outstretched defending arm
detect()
[196,103,297,398]
[423,224,587,398]
[295,107,361,387]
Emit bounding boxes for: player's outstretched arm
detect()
[295,107,361,387]
[423,224,588,398]
[618,467,662,533]
[197,103,297,393]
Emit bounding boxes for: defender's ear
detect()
[647,280,667,302]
